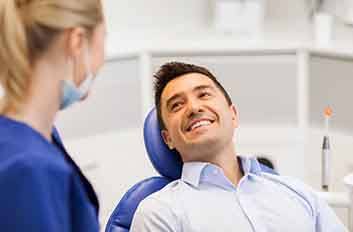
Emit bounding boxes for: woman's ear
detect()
[66,27,86,58]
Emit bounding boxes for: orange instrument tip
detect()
[324,106,333,117]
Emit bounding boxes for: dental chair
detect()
[105,108,277,232]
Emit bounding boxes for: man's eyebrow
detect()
[193,85,215,92]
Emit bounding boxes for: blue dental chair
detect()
[105,108,277,232]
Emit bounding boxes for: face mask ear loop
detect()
[84,40,94,77]
[79,42,95,89]
[64,54,75,84]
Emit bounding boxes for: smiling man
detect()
[130,62,347,232]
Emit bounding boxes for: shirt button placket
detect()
[235,185,260,232]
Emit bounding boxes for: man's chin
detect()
[186,136,217,148]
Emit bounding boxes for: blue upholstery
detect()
[105,177,171,232]
[143,108,183,180]
[105,108,277,232]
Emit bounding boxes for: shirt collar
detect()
[181,156,262,188]
[241,156,262,175]
[181,162,208,187]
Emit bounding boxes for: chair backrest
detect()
[104,176,171,232]
[105,108,277,232]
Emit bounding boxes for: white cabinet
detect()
[309,54,353,133]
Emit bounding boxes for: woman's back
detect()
[0,115,99,231]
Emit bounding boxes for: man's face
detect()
[160,73,238,162]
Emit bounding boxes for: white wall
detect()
[103,0,210,32]
[102,0,353,55]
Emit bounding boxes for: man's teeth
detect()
[190,120,211,131]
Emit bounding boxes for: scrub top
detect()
[0,115,99,232]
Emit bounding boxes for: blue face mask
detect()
[60,48,94,110]
[59,74,94,110]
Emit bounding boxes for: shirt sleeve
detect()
[314,195,349,232]
[0,154,73,232]
[130,197,180,232]
[287,176,348,231]
[264,173,348,231]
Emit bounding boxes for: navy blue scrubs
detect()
[0,116,99,232]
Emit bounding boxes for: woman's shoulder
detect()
[0,149,73,183]
[0,122,71,174]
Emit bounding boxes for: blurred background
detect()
[51,0,353,229]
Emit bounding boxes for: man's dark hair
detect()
[154,61,233,130]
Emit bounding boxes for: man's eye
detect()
[199,91,211,98]
[171,102,183,111]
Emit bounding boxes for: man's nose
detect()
[186,98,203,118]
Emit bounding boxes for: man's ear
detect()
[161,129,175,150]
[230,104,238,129]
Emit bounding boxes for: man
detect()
[130,61,347,231]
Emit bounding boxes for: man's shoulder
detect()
[131,181,184,231]
[261,173,319,211]
[262,173,315,193]
[137,179,188,212]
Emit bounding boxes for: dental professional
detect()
[0,0,105,231]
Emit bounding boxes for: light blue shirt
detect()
[130,156,347,232]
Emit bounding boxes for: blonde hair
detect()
[0,0,103,113]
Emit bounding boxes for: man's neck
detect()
[196,143,243,186]
[212,153,243,186]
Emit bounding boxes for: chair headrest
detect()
[143,108,183,180]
